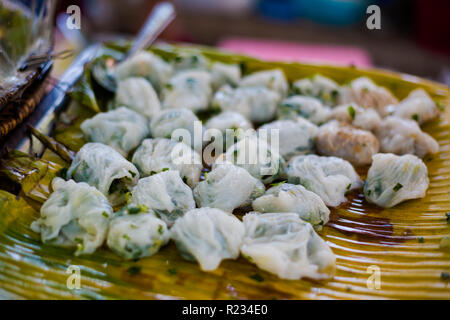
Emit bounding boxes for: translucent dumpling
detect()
[391,88,439,125]
[172,52,210,71]
[31,178,112,256]
[131,138,202,188]
[241,212,336,280]
[292,74,341,106]
[210,62,241,90]
[171,208,245,271]
[286,154,362,207]
[258,117,319,160]
[214,135,286,184]
[114,51,173,92]
[204,111,253,146]
[330,104,381,131]
[212,85,281,124]
[239,69,288,97]
[107,204,170,260]
[149,108,202,152]
[364,153,430,208]
[338,77,398,116]
[252,183,330,228]
[114,77,161,118]
[315,120,380,166]
[161,70,212,112]
[278,95,331,125]
[193,164,265,212]
[67,143,139,206]
[375,116,439,158]
[81,107,149,157]
[130,170,195,227]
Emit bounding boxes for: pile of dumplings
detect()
[31,50,442,281]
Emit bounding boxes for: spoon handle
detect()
[125,2,176,60]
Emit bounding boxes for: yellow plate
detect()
[0,44,449,300]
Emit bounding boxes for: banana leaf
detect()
[0,44,449,300]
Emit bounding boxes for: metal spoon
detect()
[92,2,176,91]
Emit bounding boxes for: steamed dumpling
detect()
[252,183,330,228]
[241,212,336,280]
[391,88,439,125]
[204,111,253,146]
[67,143,139,206]
[131,138,202,188]
[114,77,161,118]
[81,107,149,157]
[258,117,319,160]
[193,164,265,212]
[172,52,210,71]
[214,135,286,184]
[292,74,340,106]
[161,70,212,112]
[114,51,173,92]
[278,95,331,125]
[210,62,241,90]
[149,108,202,152]
[239,69,288,97]
[330,104,381,131]
[171,208,245,271]
[286,154,362,207]
[31,178,112,256]
[315,120,380,166]
[212,85,281,124]
[107,204,170,260]
[338,77,398,116]
[130,170,195,227]
[364,153,430,208]
[376,116,439,158]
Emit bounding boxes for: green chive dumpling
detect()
[258,117,319,160]
[131,138,202,188]
[252,183,330,229]
[193,164,265,212]
[212,85,281,124]
[330,104,381,132]
[114,51,173,92]
[67,143,139,206]
[240,212,336,280]
[31,178,112,256]
[286,154,362,207]
[171,208,245,271]
[214,135,286,184]
[114,77,161,118]
[239,69,288,97]
[278,95,331,125]
[364,153,430,208]
[161,70,212,112]
[210,62,241,90]
[81,107,149,157]
[204,111,253,149]
[390,89,439,125]
[130,170,195,227]
[292,74,341,106]
[106,204,170,260]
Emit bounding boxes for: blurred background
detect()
[5,0,450,83]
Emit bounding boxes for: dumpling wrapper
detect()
[210,62,241,90]
[330,104,381,132]
[171,208,245,271]
[292,74,341,106]
[81,107,149,157]
[130,170,195,227]
[252,183,330,229]
[67,143,139,206]
[239,69,288,97]
[193,164,265,212]
[364,153,430,208]
[107,205,170,260]
[131,138,202,188]
[31,178,112,256]
[278,95,331,125]
[241,212,336,280]
[114,77,161,118]
[286,154,362,207]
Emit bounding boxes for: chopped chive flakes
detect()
[123,234,131,241]
[411,114,419,121]
[348,105,356,119]
[249,273,264,282]
[393,183,403,192]
[162,168,169,172]
[158,225,164,235]
[127,266,141,276]
[102,211,109,218]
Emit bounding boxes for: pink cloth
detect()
[218,38,372,67]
